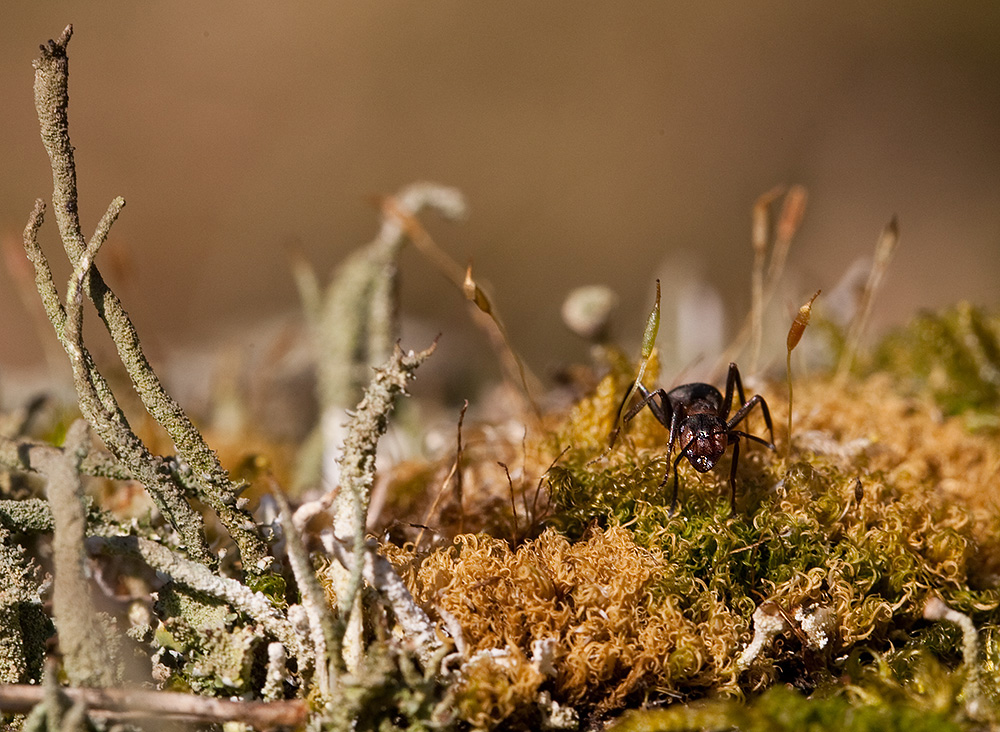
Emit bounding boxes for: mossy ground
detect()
[376,305,1000,730]
[3,304,999,731]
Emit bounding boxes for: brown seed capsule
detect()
[787,290,821,351]
[463,264,492,315]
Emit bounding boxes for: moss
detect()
[382,335,1000,728]
[394,526,739,725]
[609,678,967,732]
[874,302,1000,429]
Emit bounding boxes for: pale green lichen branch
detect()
[0,435,142,490]
[299,183,463,494]
[89,535,299,654]
[275,490,338,696]
[32,26,84,257]
[924,595,986,719]
[331,340,437,671]
[737,603,789,671]
[21,200,120,421]
[53,201,214,566]
[31,24,266,575]
[38,419,118,687]
[23,199,212,564]
[326,535,442,669]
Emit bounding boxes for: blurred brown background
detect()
[2,3,998,398]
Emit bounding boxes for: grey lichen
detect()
[325,535,442,670]
[293,182,464,493]
[275,490,338,696]
[38,419,119,687]
[2,24,467,730]
[0,527,49,685]
[0,499,55,534]
[89,534,299,654]
[24,195,213,566]
[29,25,267,575]
[153,583,262,695]
[331,341,437,671]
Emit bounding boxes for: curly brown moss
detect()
[784,373,1000,583]
[390,527,742,723]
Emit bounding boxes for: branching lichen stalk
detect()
[54,203,214,565]
[275,490,338,695]
[89,535,299,653]
[22,200,121,423]
[39,419,117,687]
[327,535,442,668]
[31,25,266,575]
[301,183,464,493]
[332,341,436,664]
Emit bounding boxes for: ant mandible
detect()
[617,362,775,515]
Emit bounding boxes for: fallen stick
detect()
[0,685,308,729]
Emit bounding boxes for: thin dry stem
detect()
[750,186,785,372]
[836,216,900,383]
[720,186,808,375]
[417,400,469,546]
[785,290,821,455]
[381,192,541,416]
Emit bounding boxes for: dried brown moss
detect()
[389,526,743,725]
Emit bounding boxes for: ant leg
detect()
[609,384,668,448]
[633,384,671,427]
[616,385,670,430]
[722,362,749,419]
[728,435,741,514]
[727,394,775,446]
[732,431,775,451]
[667,441,691,515]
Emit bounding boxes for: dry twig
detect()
[0,684,307,729]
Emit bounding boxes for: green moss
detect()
[246,572,288,610]
[609,679,967,732]
[874,302,1000,429]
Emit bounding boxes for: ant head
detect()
[680,415,728,472]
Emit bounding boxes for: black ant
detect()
[616,362,775,515]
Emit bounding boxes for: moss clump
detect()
[874,302,1000,430]
[394,527,736,725]
[609,673,967,732]
[384,337,1000,728]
